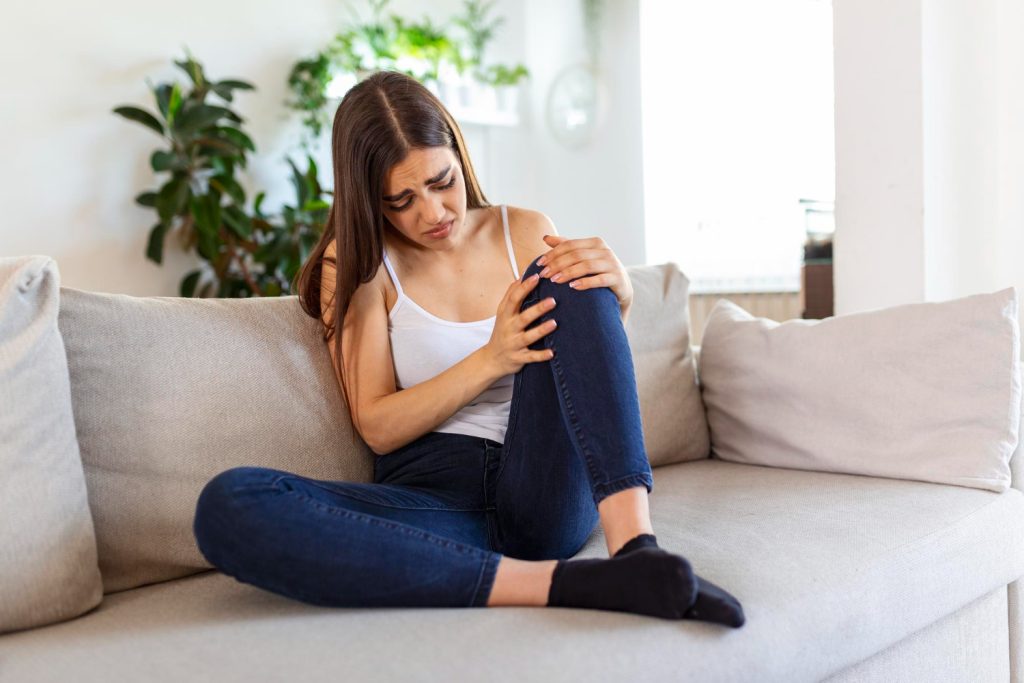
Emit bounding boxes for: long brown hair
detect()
[293,70,490,440]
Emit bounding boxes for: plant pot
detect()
[495,85,519,114]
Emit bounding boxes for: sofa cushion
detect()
[57,289,374,594]
[1,459,1021,680]
[0,256,102,634]
[698,288,1021,492]
[56,261,705,594]
[623,262,709,467]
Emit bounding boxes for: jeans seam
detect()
[469,552,501,607]
[277,487,493,558]
[548,347,606,490]
[282,476,487,513]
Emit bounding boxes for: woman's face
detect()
[381,146,467,249]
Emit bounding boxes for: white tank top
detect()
[381,205,520,444]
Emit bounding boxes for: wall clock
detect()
[545,63,604,149]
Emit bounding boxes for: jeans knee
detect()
[520,254,616,310]
[193,466,282,557]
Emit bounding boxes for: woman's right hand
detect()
[482,273,559,376]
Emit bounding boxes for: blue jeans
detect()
[193,255,654,609]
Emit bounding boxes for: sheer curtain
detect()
[639,0,835,294]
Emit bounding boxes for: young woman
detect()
[193,70,743,627]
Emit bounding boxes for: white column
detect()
[834,0,1024,326]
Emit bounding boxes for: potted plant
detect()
[115,51,330,297]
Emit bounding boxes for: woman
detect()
[192,70,743,627]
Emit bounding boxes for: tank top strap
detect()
[381,247,405,298]
[500,205,520,279]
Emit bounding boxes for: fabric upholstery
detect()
[1,459,1021,681]
[0,256,102,634]
[698,288,1021,493]
[1010,395,1024,682]
[54,261,705,594]
[824,587,1009,682]
[623,262,710,467]
[56,288,374,594]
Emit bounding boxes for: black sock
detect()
[546,545,698,620]
[614,533,746,628]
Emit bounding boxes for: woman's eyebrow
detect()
[383,165,453,202]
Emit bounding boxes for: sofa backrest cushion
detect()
[57,288,373,593]
[56,260,706,593]
[698,287,1021,492]
[624,262,710,467]
[0,256,102,633]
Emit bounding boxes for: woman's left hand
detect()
[536,235,633,314]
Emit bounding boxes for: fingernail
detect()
[530,273,540,281]
[540,267,551,277]
[537,256,547,266]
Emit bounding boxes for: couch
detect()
[2,253,1023,682]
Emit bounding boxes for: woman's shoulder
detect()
[501,205,558,272]
[504,205,557,236]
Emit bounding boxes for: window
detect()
[639,0,835,294]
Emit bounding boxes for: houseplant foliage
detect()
[285,0,529,146]
[114,50,330,297]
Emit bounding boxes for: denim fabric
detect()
[193,255,655,610]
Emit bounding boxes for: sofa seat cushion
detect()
[2,460,1023,681]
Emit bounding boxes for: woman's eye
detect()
[387,176,456,210]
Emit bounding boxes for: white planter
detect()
[495,86,519,114]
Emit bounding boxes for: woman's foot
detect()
[615,533,746,628]
[546,546,698,620]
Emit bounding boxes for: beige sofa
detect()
[2,254,1023,682]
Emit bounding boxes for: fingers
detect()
[527,348,555,363]
[518,295,556,328]
[501,273,540,318]
[524,318,558,346]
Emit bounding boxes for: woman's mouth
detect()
[425,220,453,238]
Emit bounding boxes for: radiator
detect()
[687,292,803,347]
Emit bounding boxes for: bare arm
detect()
[321,208,554,455]
[321,241,507,455]
[364,349,504,454]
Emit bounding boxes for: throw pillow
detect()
[0,256,102,634]
[697,288,1021,492]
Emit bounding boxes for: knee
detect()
[193,466,283,556]
[519,254,616,309]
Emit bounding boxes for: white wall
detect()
[522,0,646,268]
[834,0,1024,330]
[1,0,646,295]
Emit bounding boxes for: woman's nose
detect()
[423,196,446,225]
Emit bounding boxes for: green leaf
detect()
[112,106,165,136]
[154,84,173,119]
[222,205,253,239]
[216,127,255,152]
[210,175,246,205]
[146,222,169,264]
[150,150,186,172]
[287,157,309,208]
[175,104,238,134]
[302,199,331,212]
[217,79,255,91]
[189,194,218,236]
[193,136,240,154]
[135,191,158,207]
[156,177,189,222]
[174,58,206,87]
[166,83,183,127]
[196,230,219,262]
[180,269,202,297]
[253,192,267,218]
